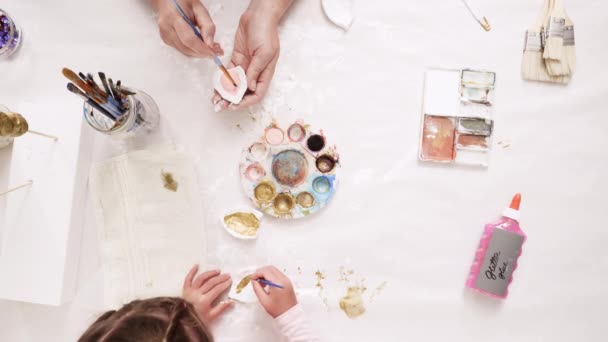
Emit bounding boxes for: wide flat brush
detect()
[170,0,238,87]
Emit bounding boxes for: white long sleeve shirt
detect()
[274,304,319,342]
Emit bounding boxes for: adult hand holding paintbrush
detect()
[152,0,223,58]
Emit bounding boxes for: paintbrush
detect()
[170,0,238,87]
[67,83,116,121]
[62,68,106,103]
[461,0,491,31]
[256,279,284,289]
[98,72,113,97]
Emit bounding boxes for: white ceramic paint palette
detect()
[239,121,339,219]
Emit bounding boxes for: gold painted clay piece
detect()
[339,287,366,319]
[161,171,178,192]
[223,212,260,236]
[254,181,276,203]
[296,192,315,208]
[273,193,295,214]
[236,275,252,294]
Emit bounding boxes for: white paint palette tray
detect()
[0,101,93,305]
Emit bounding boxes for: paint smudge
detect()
[161,171,178,192]
[316,154,336,173]
[457,117,493,136]
[307,134,325,152]
[421,115,455,161]
[245,163,266,181]
[296,192,315,208]
[249,142,268,160]
[265,127,285,145]
[339,287,366,319]
[312,176,330,194]
[287,123,306,142]
[274,193,295,214]
[254,181,276,203]
[272,150,308,187]
[339,266,355,282]
[369,281,388,302]
[223,212,260,237]
[456,135,488,149]
[315,270,329,309]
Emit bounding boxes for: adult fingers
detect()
[192,269,221,288]
[230,50,250,73]
[205,278,232,302]
[212,43,224,56]
[230,55,277,109]
[174,19,213,57]
[200,273,231,294]
[208,300,234,321]
[183,264,199,290]
[192,2,216,46]
[245,51,275,92]
[161,25,198,57]
[214,99,230,113]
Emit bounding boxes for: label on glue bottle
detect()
[475,229,524,296]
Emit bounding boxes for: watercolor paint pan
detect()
[239,120,340,219]
[419,68,496,167]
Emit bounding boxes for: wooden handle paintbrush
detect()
[170,0,238,87]
[62,68,106,103]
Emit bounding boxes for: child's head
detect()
[79,297,213,342]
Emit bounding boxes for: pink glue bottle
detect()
[466,193,526,299]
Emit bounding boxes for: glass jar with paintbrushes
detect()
[0,8,22,58]
[63,68,160,139]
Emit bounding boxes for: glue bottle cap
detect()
[503,193,521,221]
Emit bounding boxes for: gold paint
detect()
[236,275,252,294]
[161,171,178,192]
[339,287,366,319]
[338,266,355,283]
[369,281,388,302]
[254,181,275,203]
[273,193,295,214]
[0,111,28,138]
[223,212,260,237]
[314,270,329,309]
[296,192,315,208]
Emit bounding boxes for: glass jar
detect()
[0,8,22,58]
[83,90,160,139]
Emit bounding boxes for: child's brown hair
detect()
[79,297,213,342]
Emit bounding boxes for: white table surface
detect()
[1,0,608,341]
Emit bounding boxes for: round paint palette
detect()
[239,121,339,219]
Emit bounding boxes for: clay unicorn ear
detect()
[213,66,248,105]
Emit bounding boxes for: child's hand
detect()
[152,0,223,57]
[182,265,234,323]
[251,265,297,318]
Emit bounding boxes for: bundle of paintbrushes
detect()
[62,68,137,126]
[522,0,575,84]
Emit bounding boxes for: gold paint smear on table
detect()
[161,171,178,192]
[339,287,366,319]
[224,212,260,236]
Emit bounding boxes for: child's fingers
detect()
[208,300,234,321]
[183,264,199,290]
[192,269,221,288]
[200,273,231,294]
[252,278,270,300]
[205,278,232,301]
[214,99,229,113]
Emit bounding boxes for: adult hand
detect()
[251,265,298,318]
[212,0,293,111]
[182,265,234,323]
[153,0,223,57]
